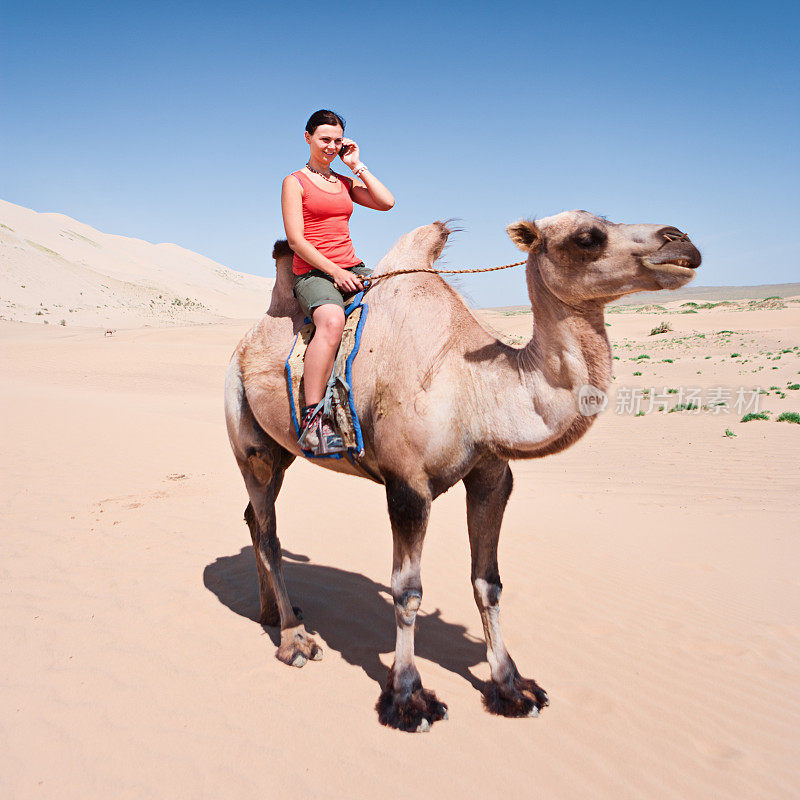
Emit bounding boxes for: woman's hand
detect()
[339,138,361,170]
[332,267,364,293]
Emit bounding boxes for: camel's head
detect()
[507,211,701,307]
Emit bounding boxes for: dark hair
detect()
[305,109,345,135]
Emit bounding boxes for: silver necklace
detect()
[305,163,337,183]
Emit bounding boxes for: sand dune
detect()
[0,199,273,327]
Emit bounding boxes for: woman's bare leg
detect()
[304,304,345,404]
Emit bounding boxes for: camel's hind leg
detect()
[464,459,548,717]
[375,476,448,732]
[243,500,280,626]
[225,359,321,667]
[240,455,322,667]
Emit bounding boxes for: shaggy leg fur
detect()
[376,668,448,732]
[482,666,549,717]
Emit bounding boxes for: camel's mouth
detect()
[640,257,697,289]
[642,257,697,276]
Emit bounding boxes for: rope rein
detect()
[360,230,689,286]
[363,258,527,286]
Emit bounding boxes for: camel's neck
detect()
[475,263,613,459]
[524,269,613,397]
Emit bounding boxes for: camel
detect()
[224,210,701,732]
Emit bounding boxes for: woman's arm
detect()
[340,138,395,211]
[281,176,364,292]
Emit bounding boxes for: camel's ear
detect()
[506,219,542,253]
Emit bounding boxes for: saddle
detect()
[285,292,368,460]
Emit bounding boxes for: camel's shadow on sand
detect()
[203,547,487,690]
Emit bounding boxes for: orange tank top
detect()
[291,170,360,275]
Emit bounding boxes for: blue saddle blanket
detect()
[284,291,368,460]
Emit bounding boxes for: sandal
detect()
[298,406,346,455]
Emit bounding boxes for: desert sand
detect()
[2,203,799,799]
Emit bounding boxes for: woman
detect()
[282,109,394,454]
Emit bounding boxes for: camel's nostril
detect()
[660,227,690,243]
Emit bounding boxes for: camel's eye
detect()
[573,228,606,249]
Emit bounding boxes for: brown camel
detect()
[224,210,701,732]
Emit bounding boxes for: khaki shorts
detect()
[293,262,372,318]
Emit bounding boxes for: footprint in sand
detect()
[94,489,170,513]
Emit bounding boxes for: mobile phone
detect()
[339,143,348,157]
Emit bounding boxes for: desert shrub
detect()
[650,321,672,335]
[777,412,800,424]
[669,402,699,412]
[741,412,770,422]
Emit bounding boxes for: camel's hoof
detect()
[482,675,549,718]
[376,686,448,733]
[275,626,322,668]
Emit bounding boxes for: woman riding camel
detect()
[281,109,395,455]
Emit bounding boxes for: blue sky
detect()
[2,0,798,306]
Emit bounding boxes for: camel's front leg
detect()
[464,460,549,717]
[376,478,448,732]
